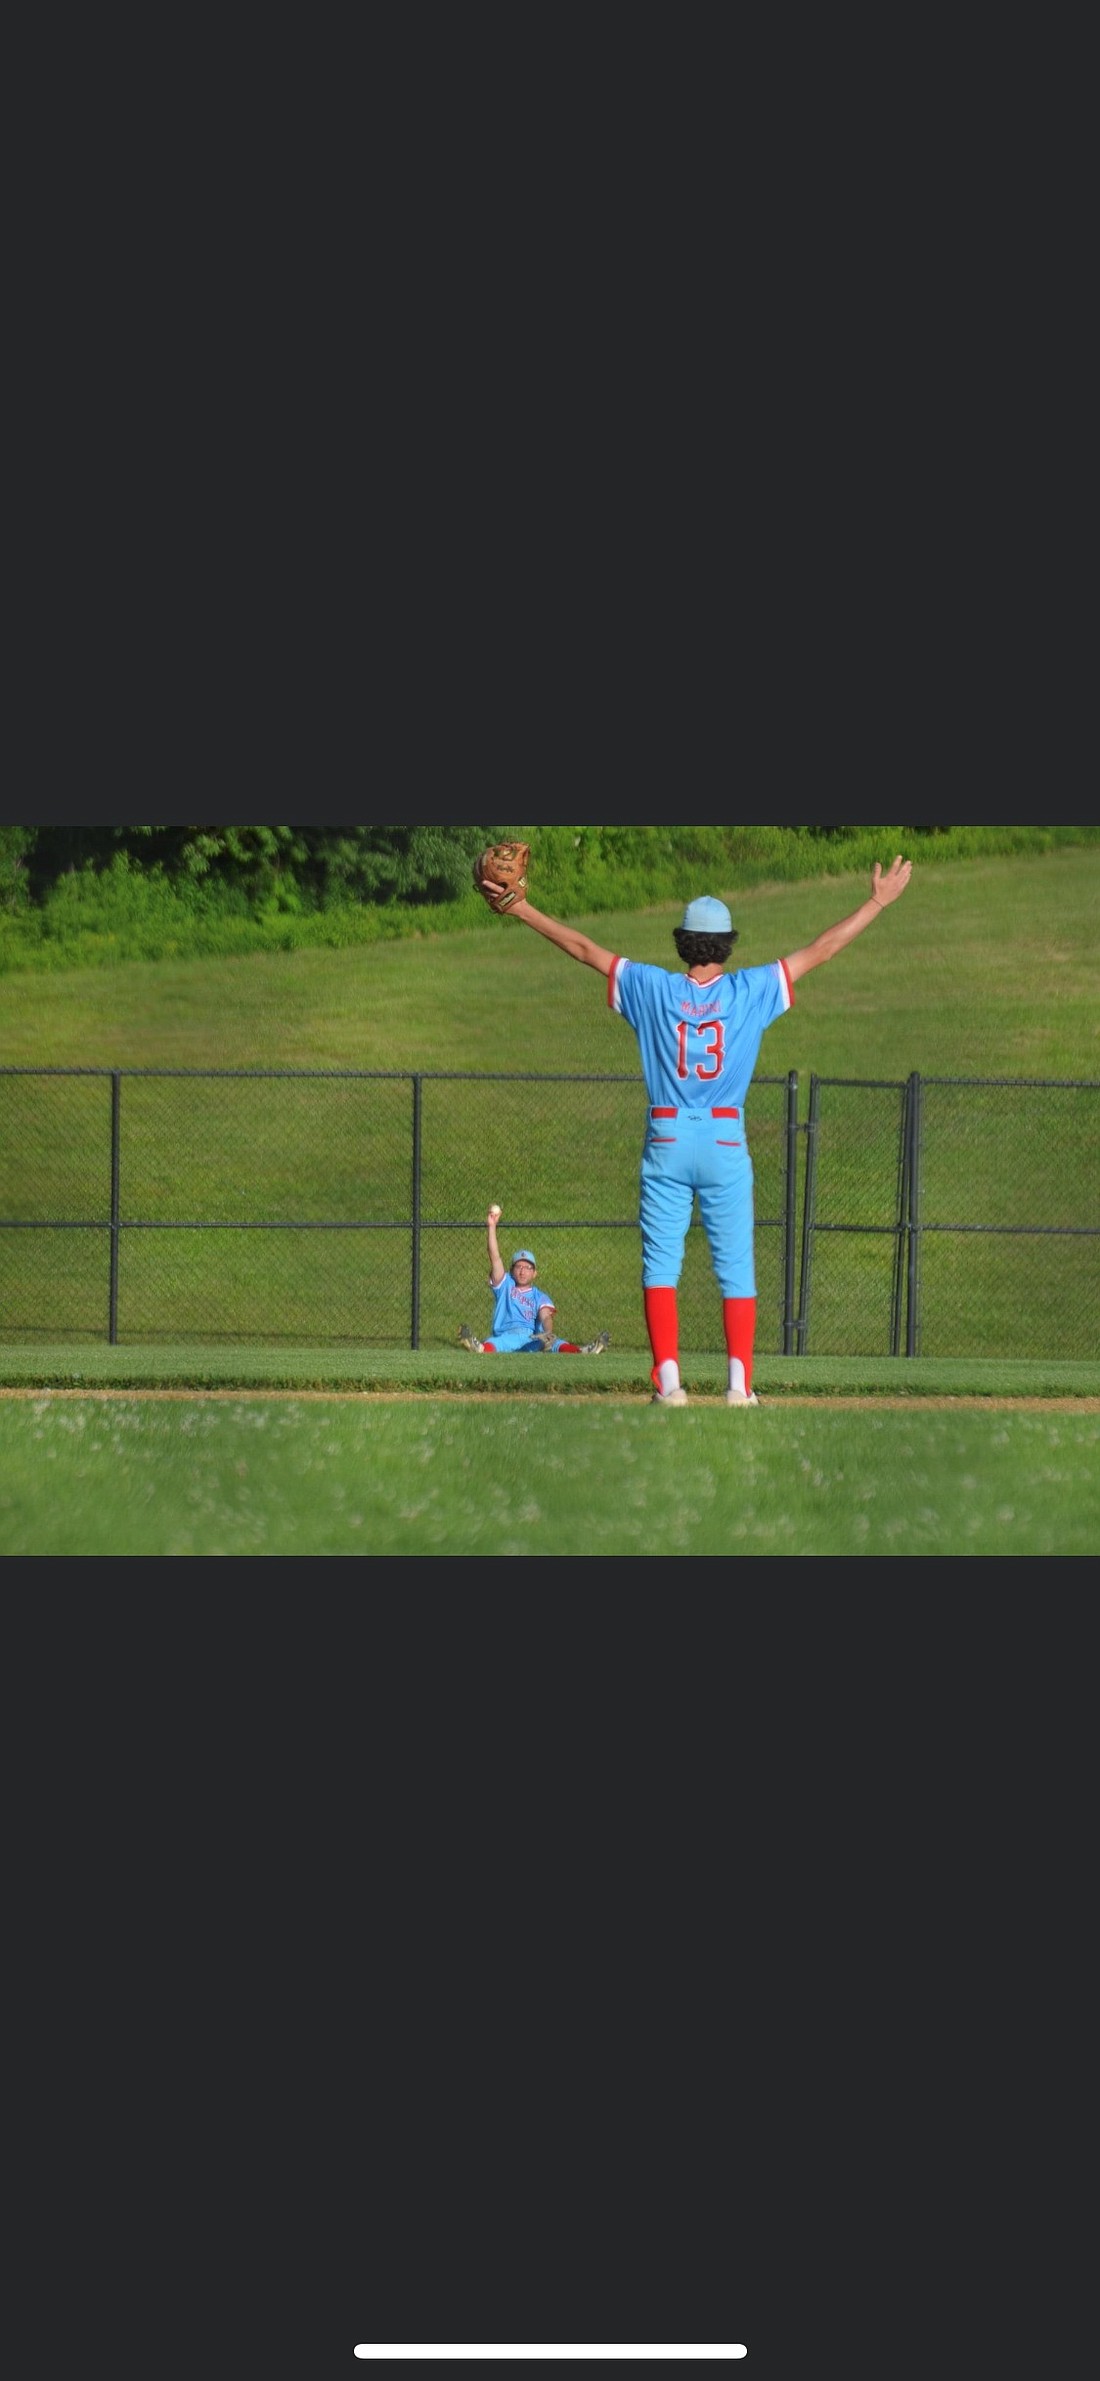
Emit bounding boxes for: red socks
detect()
[644,1287,680,1388]
[723,1298,756,1396]
[645,1291,757,1391]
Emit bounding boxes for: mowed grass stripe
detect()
[1,1347,1098,1397]
[2,1397,1097,1557]
[2,1342,1100,1390]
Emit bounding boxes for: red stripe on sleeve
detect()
[780,958,795,1008]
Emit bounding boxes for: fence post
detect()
[109,1071,121,1345]
[411,1074,423,1350]
[905,1071,923,1357]
[783,1071,799,1354]
[891,1078,909,1358]
[796,1075,821,1355]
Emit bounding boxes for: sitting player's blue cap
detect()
[682,896,733,934]
[512,1249,537,1266]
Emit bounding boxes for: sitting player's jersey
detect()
[490,1275,556,1338]
[608,958,793,1112]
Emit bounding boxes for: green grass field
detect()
[1,1345,1097,1396]
[3,845,1098,1556]
[1,1386,1096,1556]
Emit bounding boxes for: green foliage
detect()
[510,823,1097,914]
[17,824,501,915]
[0,822,1097,976]
[0,850,498,973]
[0,826,34,911]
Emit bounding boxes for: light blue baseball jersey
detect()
[608,958,794,1107]
[490,1274,556,1338]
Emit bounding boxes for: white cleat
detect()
[726,1390,760,1406]
[652,1386,690,1406]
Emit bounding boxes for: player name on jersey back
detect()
[608,956,794,1113]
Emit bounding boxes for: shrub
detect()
[0,824,1096,975]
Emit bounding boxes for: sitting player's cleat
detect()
[652,1385,689,1406]
[580,1332,610,1354]
[726,1390,760,1406]
[457,1324,485,1353]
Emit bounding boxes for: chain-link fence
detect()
[2,1069,1097,1357]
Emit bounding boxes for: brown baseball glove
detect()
[473,840,530,913]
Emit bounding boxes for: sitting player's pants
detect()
[483,1331,571,1354]
[640,1110,756,1296]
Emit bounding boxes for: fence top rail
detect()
[4,1064,1096,1087]
[811,1074,1100,1091]
[0,1066,791,1084]
[919,1075,1100,1090]
[0,1069,400,1081]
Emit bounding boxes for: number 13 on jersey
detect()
[677,1019,725,1081]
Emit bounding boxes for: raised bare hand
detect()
[872,856,912,909]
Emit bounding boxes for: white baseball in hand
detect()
[489,1204,502,1222]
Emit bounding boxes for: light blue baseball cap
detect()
[512,1249,537,1266]
[681,896,733,934]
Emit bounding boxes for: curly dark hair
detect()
[673,928,738,968]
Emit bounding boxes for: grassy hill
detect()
[3,846,1098,1079]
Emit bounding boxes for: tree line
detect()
[1,823,958,914]
[0,826,508,909]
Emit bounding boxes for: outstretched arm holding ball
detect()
[486,1204,507,1288]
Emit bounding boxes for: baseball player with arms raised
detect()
[474,854,912,1404]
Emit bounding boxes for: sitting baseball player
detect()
[458,1205,610,1355]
